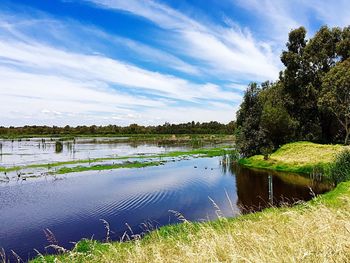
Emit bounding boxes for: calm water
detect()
[0,156,330,262]
[0,138,189,168]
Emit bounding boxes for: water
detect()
[0,138,189,168]
[0,156,330,262]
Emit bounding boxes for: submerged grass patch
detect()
[55,161,163,174]
[31,181,350,263]
[0,147,233,174]
[239,141,346,175]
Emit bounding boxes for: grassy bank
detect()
[31,181,350,263]
[239,141,346,174]
[29,141,350,262]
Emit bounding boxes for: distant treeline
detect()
[236,26,350,157]
[0,121,236,137]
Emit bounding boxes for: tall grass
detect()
[31,187,350,263]
[329,149,350,185]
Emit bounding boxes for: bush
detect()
[329,149,350,184]
[55,141,63,153]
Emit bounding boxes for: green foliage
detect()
[56,161,163,174]
[239,141,344,175]
[0,121,236,138]
[236,26,350,156]
[329,149,350,185]
[236,83,267,157]
[336,26,350,61]
[75,239,95,253]
[319,59,350,145]
[259,83,296,151]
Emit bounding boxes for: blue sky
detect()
[0,0,349,126]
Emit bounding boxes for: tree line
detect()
[0,121,236,137]
[236,26,350,157]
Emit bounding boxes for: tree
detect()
[236,83,267,157]
[259,82,296,148]
[319,59,350,145]
[235,26,350,156]
[337,26,350,61]
[280,27,323,141]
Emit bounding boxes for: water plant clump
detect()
[55,141,63,153]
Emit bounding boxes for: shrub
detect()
[329,149,350,184]
[55,141,63,153]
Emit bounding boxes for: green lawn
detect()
[239,141,346,174]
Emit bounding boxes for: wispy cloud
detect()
[0,7,240,125]
[235,0,350,43]
[0,39,240,102]
[2,0,348,126]
[88,0,281,81]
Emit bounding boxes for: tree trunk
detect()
[345,129,349,145]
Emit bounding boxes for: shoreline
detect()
[29,141,350,262]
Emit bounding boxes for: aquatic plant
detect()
[55,141,63,153]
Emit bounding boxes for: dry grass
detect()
[32,182,350,263]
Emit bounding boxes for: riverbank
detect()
[239,141,346,174]
[31,181,350,263]
[30,142,350,262]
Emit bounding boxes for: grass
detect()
[31,180,350,263]
[23,141,350,262]
[55,161,163,174]
[0,147,233,174]
[239,141,346,174]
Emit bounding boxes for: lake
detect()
[0,140,331,262]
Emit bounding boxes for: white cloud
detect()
[0,8,241,126]
[304,0,350,27]
[235,0,350,43]
[88,0,281,81]
[0,38,239,102]
[0,11,200,76]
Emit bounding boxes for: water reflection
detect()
[233,164,330,213]
[0,156,331,262]
[0,138,190,168]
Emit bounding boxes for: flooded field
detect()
[0,137,190,168]
[0,139,331,262]
[1,164,331,260]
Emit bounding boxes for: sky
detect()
[0,0,349,127]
